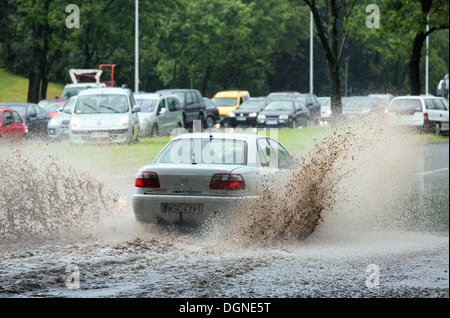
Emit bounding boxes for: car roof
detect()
[0,102,37,107]
[173,132,270,142]
[77,87,132,96]
[156,89,199,92]
[134,92,178,99]
[0,107,22,113]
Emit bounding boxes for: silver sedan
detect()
[131,132,293,223]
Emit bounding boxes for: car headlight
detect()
[228,111,235,118]
[118,116,129,126]
[71,117,82,128]
[279,114,289,120]
[249,112,257,117]
[49,118,59,125]
[257,114,266,120]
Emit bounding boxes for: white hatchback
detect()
[387,96,449,134]
[68,87,140,144]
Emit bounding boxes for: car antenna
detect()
[208,129,213,142]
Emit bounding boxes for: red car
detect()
[0,108,28,142]
[38,99,67,117]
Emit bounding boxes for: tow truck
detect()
[60,64,117,99]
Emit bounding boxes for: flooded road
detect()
[0,127,448,298]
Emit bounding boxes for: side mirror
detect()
[159,108,167,115]
[133,105,141,113]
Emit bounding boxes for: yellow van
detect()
[212,90,250,125]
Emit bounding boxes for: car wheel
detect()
[150,124,158,137]
[290,119,297,129]
[205,116,215,128]
[435,123,441,135]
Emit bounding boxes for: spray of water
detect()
[213,114,421,247]
[0,143,124,241]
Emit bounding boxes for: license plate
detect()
[90,131,109,139]
[162,203,203,214]
[236,117,247,121]
[266,120,278,125]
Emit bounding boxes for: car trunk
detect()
[140,163,245,196]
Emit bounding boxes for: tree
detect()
[303,0,358,119]
[384,0,449,95]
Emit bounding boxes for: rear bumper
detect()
[132,193,258,223]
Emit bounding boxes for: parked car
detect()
[134,92,183,137]
[386,96,449,135]
[342,96,377,119]
[156,89,206,129]
[131,132,293,223]
[47,96,77,140]
[203,98,220,128]
[228,97,270,127]
[0,102,50,138]
[61,83,106,99]
[318,97,331,124]
[368,94,394,112]
[212,90,250,126]
[38,98,67,117]
[68,87,140,144]
[268,92,321,124]
[257,99,309,128]
[0,108,28,142]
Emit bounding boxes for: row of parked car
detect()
[318,94,449,135]
[1,88,448,144]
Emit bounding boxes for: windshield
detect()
[318,98,330,108]
[135,99,157,112]
[43,102,64,112]
[74,94,129,114]
[342,97,374,109]
[155,138,247,165]
[61,87,86,99]
[213,97,237,107]
[238,100,267,109]
[389,99,423,113]
[264,101,294,111]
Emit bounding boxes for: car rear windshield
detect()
[213,97,237,106]
[389,99,422,113]
[155,138,247,165]
[75,94,129,114]
[135,99,157,112]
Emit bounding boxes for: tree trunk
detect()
[27,69,41,103]
[408,31,426,95]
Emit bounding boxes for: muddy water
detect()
[0,118,448,298]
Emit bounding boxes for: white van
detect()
[387,96,449,135]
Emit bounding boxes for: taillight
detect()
[209,174,246,190]
[135,172,160,188]
[424,113,429,121]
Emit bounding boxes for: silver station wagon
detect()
[131,132,293,223]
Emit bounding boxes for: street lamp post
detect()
[135,0,139,93]
[310,10,313,94]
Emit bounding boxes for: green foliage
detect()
[0,0,448,98]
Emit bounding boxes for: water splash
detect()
[0,144,123,241]
[217,115,420,246]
